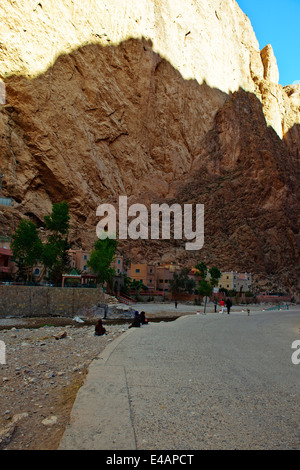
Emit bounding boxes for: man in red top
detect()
[220,299,225,314]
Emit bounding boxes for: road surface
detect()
[59,308,300,450]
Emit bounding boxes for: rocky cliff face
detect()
[0,0,299,294]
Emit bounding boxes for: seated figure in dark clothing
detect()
[140,311,149,325]
[129,311,141,328]
[95,319,107,336]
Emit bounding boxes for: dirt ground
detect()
[0,319,130,450]
[0,310,183,451]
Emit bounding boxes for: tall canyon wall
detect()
[0,0,299,293]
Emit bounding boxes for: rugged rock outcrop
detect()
[0,0,299,293]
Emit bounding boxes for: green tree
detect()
[11,219,43,282]
[197,280,213,297]
[194,262,208,280]
[120,274,132,295]
[170,268,196,295]
[130,279,147,291]
[42,202,71,284]
[44,201,70,235]
[129,279,147,300]
[209,267,221,287]
[87,237,118,286]
[219,287,228,296]
[197,280,213,314]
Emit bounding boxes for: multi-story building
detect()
[68,248,123,275]
[114,255,124,275]
[156,263,181,292]
[0,238,17,280]
[0,246,15,279]
[127,263,157,291]
[68,249,90,273]
[218,271,252,293]
[127,262,182,292]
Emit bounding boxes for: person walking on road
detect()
[220,299,225,314]
[226,298,232,314]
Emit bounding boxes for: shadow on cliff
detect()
[1,37,300,292]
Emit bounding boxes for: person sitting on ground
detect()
[140,311,149,325]
[129,311,141,328]
[95,319,107,336]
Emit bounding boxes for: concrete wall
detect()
[0,286,104,318]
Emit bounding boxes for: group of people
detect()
[220,298,232,314]
[128,311,149,328]
[94,310,149,336]
[95,298,233,336]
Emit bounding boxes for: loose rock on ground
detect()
[0,321,128,450]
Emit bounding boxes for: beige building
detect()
[219,271,252,293]
[156,263,181,291]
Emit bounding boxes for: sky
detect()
[237,0,300,86]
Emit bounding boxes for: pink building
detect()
[68,249,90,273]
[0,246,15,279]
[114,255,124,275]
[0,239,17,281]
[68,249,123,276]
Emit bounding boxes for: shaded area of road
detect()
[59,309,300,450]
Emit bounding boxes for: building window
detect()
[117,269,120,274]
[84,255,87,260]
[136,269,140,273]
[34,268,40,275]
[149,279,152,284]
[118,259,121,264]
[84,266,87,271]
[159,279,164,283]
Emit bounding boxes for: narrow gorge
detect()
[0,0,299,294]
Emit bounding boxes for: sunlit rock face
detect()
[0,0,299,294]
[0,0,261,92]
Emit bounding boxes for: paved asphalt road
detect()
[59,309,300,450]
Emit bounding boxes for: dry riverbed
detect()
[0,320,129,450]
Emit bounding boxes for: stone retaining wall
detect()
[0,285,104,318]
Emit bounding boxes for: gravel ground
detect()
[0,320,129,450]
